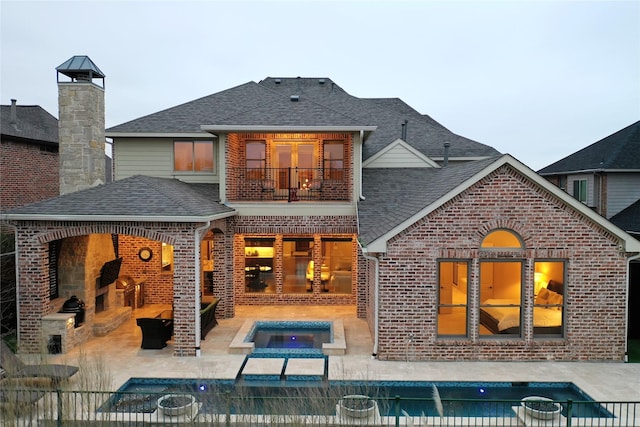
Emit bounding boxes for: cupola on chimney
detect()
[56,55,106,195]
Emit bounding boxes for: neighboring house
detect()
[538,121,640,342]
[1,100,58,336]
[0,99,59,210]
[538,121,640,225]
[3,56,639,361]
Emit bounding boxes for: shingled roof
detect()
[3,175,235,221]
[358,157,500,246]
[610,199,640,236]
[0,102,58,146]
[538,120,640,174]
[107,77,500,161]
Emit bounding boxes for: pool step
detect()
[238,356,327,382]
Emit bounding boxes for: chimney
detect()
[56,56,106,195]
[10,99,17,125]
[443,142,450,167]
[401,120,408,140]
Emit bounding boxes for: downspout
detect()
[193,220,212,357]
[5,222,20,343]
[359,130,366,200]
[625,252,640,362]
[358,239,380,358]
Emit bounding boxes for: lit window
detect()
[161,243,173,272]
[437,260,468,336]
[174,141,214,172]
[481,229,523,248]
[533,261,565,337]
[479,260,523,337]
[322,238,353,294]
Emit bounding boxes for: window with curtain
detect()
[246,141,266,179]
[323,141,344,180]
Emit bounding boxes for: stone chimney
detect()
[56,56,106,195]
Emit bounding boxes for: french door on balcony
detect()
[274,143,315,194]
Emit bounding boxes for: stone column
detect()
[58,82,105,195]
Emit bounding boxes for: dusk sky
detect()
[1,0,638,170]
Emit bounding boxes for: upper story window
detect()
[246,141,266,179]
[174,141,214,173]
[323,141,344,180]
[573,179,587,204]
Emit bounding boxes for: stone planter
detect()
[338,395,377,418]
[157,394,196,417]
[521,396,561,420]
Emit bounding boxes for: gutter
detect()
[1,212,237,223]
[625,252,640,362]
[357,239,380,358]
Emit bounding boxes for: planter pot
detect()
[521,396,561,420]
[157,394,196,417]
[338,395,376,419]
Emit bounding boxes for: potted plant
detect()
[521,396,561,420]
[338,395,377,418]
[157,394,196,417]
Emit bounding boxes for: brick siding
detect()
[0,140,59,210]
[374,165,628,361]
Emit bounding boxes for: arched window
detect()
[481,229,523,248]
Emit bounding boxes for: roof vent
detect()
[275,78,281,84]
[318,79,325,84]
[290,95,300,102]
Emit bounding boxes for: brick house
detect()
[3,57,639,360]
[1,100,59,210]
[538,120,640,345]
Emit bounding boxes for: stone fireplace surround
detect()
[43,233,132,353]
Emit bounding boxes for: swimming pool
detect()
[103,379,612,419]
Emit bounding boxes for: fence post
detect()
[56,388,62,427]
[395,395,401,427]
[565,399,572,427]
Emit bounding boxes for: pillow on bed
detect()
[547,290,563,310]
[535,287,550,305]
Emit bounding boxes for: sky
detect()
[1,0,638,171]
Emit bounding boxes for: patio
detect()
[48,303,640,403]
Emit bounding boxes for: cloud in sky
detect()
[1,0,638,170]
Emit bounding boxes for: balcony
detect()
[228,167,350,202]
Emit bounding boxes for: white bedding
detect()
[481,299,562,331]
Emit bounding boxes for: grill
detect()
[59,295,85,328]
[116,276,136,308]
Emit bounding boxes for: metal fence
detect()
[1,388,638,426]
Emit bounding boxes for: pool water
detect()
[248,321,332,349]
[103,379,612,418]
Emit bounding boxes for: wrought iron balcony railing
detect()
[227,167,349,202]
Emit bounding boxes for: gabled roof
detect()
[0,103,58,145]
[539,120,640,174]
[358,154,640,253]
[1,175,235,222]
[610,198,640,236]
[107,77,500,161]
[358,158,498,246]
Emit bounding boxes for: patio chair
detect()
[0,341,78,386]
